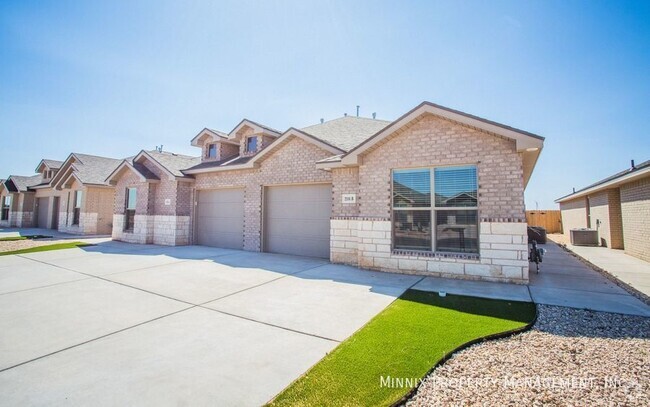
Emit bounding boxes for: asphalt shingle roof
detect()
[301,116,391,152]
[42,159,63,170]
[72,153,124,185]
[182,154,251,172]
[6,174,42,192]
[557,159,650,201]
[145,151,201,177]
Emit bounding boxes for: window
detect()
[1,195,10,221]
[72,190,82,225]
[246,136,257,152]
[207,144,217,158]
[124,187,137,232]
[392,165,478,253]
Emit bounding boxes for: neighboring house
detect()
[50,153,123,235]
[30,159,64,229]
[556,159,650,262]
[0,179,11,227]
[106,150,200,245]
[177,101,544,283]
[2,174,42,227]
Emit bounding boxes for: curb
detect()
[391,302,539,406]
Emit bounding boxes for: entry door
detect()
[264,184,332,258]
[195,188,245,249]
[37,198,49,229]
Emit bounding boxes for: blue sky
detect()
[1,0,648,208]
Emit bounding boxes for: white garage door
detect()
[196,188,244,249]
[264,184,332,258]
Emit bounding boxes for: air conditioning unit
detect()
[570,228,598,246]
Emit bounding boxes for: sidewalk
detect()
[549,234,650,299]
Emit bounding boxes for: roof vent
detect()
[573,187,576,193]
[344,113,347,117]
[320,118,324,124]
[631,159,636,170]
[356,105,360,117]
[372,112,376,119]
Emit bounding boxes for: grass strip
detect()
[0,236,28,241]
[268,289,535,407]
[0,242,91,256]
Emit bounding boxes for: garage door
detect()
[196,188,244,249]
[36,198,49,229]
[264,184,332,258]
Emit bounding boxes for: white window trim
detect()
[391,164,479,254]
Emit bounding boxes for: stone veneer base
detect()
[112,214,190,246]
[331,218,529,284]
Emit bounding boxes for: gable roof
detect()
[301,116,391,152]
[182,128,342,175]
[35,159,64,173]
[106,150,201,183]
[5,174,42,192]
[143,150,201,178]
[190,128,232,147]
[556,160,650,203]
[51,153,123,189]
[321,101,544,188]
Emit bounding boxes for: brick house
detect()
[556,160,650,263]
[106,150,200,245]
[50,153,123,235]
[166,101,543,283]
[1,159,63,228]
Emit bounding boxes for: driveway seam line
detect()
[16,255,196,306]
[0,305,197,373]
[196,262,329,305]
[0,276,93,297]
[200,306,341,343]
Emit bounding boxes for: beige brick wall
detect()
[332,167,360,217]
[329,113,530,283]
[620,176,650,262]
[608,188,624,249]
[588,190,612,247]
[356,114,525,220]
[193,136,333,251]
[85,187,115,235]
[560,197,588,232]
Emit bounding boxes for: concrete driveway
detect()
[0,241,421,406]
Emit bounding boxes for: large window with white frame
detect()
[392,165,478,253]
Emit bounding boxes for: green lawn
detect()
[0,236,28,241]
[0,242,92,256]
[268,289,536,407]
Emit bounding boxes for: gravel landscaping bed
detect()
[407,304,650,406]
[0,238,71,253]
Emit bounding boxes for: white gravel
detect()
[407,304,650,406]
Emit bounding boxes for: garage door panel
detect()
[37,198,49,229]
[264,184,332,258]
[266,220,330,238]
[196,189,244,249]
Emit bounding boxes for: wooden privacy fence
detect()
[525,210,563,233]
